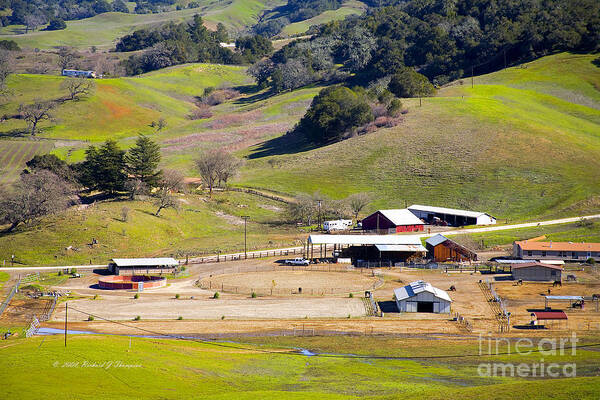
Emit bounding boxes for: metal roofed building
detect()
[425,234,478,262]
[514,237,600,262]
[408,204,496,226]
[307,234,426,265]
[394,280,452,313]
[109,257,179,275]
[361,209,425,233]
[511,262,563,282]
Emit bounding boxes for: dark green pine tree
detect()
[125,134,162,188]
[97,140,127,193]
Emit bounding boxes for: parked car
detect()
[284,258,310,266]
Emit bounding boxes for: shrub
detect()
[213,292,220,299]
[587,258,595,265]
[57,270,62,276]
[134,315,141,321]
[134,293,139,299]
[297,86,374,144]
[348,293,353,298]
[175,294,180,299]
[177,316,183,320]
[251,292,257,298]
[189,104,213,120]
[201,89,240,106]
[388,68,435,98]
[387,98,403,117]
[70,268,77,274]
[221,315,225,320]
[46,18,67,31]
[87,315,94,321]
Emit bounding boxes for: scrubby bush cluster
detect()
[250,0,600,91]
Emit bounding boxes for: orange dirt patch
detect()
[100,98,132,119]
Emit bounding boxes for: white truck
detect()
[323,219,353,232]
[284,257,310,266]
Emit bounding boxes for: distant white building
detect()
[394,280,452,313]
[323,219,353,232]
[408,204,496,226]
[219,42,236,48]
[62,69,96,78]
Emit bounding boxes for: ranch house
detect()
[513,237,600,262]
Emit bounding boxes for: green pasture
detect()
[1,334,600,399]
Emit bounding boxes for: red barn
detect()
[362,209,425,234]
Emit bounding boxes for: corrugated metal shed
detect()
[375,244,427,252]
[111,258,179,267]
[308,234,422,246]
[425,234,448,247]
[393,280,452,302]
[512,262,563,271]
[545,295,583,301]
[408,204,490,219]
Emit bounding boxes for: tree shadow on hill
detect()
[232,86,277,105]
[246,130,318,159]
[592,57,600,68]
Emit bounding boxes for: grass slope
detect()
[0,191,303,266]
[280,1,367,37]
[0,1,282,50]
[1,335,599,399]
[237,53,600,221]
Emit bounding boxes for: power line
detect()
[65,306,600,361]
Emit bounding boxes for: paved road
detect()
[1,214,598,272]
[418,214,600,238]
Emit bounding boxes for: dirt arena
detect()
[199,270,380,295]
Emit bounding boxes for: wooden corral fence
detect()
[0,277,21,318]
[479,280,510,332]
[188,247,308,265]
[196,264,384,296]
[453,311,473,332]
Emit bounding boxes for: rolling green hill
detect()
[0,52,598,265]
[237,52,600,221]
[0,0,284,50]
[280,0,366,37]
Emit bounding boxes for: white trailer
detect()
[323,219,353,232]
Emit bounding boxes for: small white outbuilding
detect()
[393,280,452,314]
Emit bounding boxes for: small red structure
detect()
[531,310,568,329]
[98,275,166,290]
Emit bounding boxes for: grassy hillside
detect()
[280,1,367,37]
[0,191,303,266]
[236,53,600,221]
[0,1,283,50]
[1,334,600,399]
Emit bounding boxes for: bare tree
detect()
[61,77,95,100]
[347,192,371,221]
[153,189,179,216]
[24,14,47,33]
[286,194,317,226]
[57,47,78,71]
[124,178,148,200]
[120,206,130,222]
[160,169,186,193]
[195,150,242,197]
[0,49,13,94]
[19,100,56,136]
[0,170,73,232]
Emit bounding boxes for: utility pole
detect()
[64,302,68,347]
[504,50,507,69]
[317,200,322,231]
[471,66,474,88]
[242,216,250,259]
